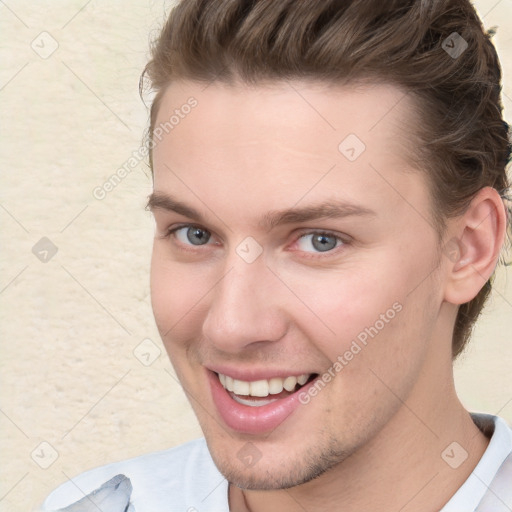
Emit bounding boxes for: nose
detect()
[201,255,289,353]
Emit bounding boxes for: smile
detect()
[209,370,320,433]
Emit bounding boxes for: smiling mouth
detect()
[217,372,318,407]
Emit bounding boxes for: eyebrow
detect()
[146,192,375,230]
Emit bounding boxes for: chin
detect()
[205,432,351,490]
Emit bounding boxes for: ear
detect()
[443,187,507,305]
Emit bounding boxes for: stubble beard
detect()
[208,433,353,491]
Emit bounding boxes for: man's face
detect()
[150,80,447,489]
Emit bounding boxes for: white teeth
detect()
[283,376,297,392]
[218,373,311,398]
[225,375,234,392]
[268,377,284,395]
[297,374,308,385]
[249,380,269,397]
[232,379,250,395]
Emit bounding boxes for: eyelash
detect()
[163,223,349,258]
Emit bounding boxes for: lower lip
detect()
[208,371,317,434]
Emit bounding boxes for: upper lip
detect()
[206,364,317,382]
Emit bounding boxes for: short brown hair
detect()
[141,0,511,358]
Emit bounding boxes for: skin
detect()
[149,79,506,511]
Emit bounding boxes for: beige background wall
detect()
[0,1,511,510]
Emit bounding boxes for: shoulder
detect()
[41,437,229,512]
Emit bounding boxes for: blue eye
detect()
[172,226,212,246]
[296,232,343,253]
[165,225,345,255]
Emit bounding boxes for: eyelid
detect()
[294,227,350,240]
[166,223,211,236]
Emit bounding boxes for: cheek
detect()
[282,265,408,360]
[282,248,437,381]
[318,271,439,415]
[150,244,209,342]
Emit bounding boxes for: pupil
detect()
[187,227,210,245]
[312,234,336,252]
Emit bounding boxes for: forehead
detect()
[151,79,429,227]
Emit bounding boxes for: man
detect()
[42,0,511,510]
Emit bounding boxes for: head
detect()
[142,0,510,491]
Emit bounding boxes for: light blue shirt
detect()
[41,413,512,511]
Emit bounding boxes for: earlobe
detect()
[443,187,507,305]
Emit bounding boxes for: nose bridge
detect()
[201,252,287,352]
